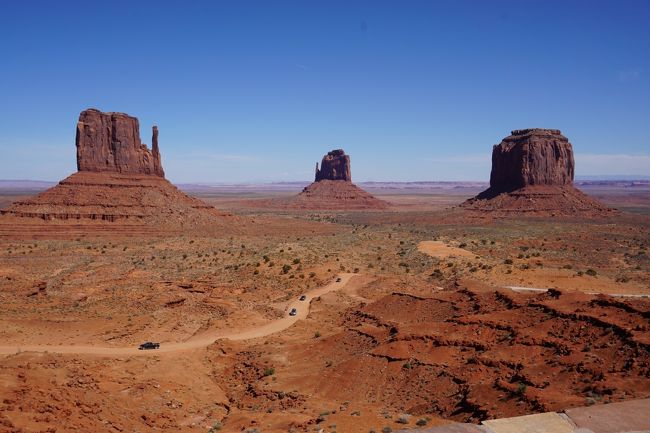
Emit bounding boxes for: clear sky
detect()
[1,0,648,183]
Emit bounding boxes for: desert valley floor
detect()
[0,182,648,433]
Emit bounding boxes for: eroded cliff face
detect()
[315,149,351,182]
[489,129,574,193]
[76,109,164,177]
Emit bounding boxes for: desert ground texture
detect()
[0,183,649,433]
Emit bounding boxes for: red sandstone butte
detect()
[76,109,164,177]
[488,129,574,194]
[0,109,227,228]
[315,149,352,182]
[285,149,387,210]
[461,129,613,216]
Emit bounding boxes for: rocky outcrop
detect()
[488,129,574,194]
[315,149,351,182]
[303,149,386,209]
[462,129,613,216]
[0,109,231,228]
[76,109,164,177]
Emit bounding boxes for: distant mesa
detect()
[1,109,225,228]
[461,129,613,216]
[287,149,386,210]
[254,149,388,210]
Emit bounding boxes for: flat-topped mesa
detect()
[76,108,165,177]
[489,128,574,193]
[460,128,613,216]
[315,149,351,182]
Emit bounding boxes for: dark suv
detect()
[138,342,160,350]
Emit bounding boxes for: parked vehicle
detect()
[289,308,298,316]
[299,295,306,301]
[138,342,160,350]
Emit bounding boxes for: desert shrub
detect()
[382,427,393,433]
[515,382,527,395]
[586,269,597,277]
[459,243,467,248]
[263,255,270,262]
[396,415,409,424]
[208,421,222,432]
[293,258,301,264]
[314,331,321,338]
[504,259,513,265]
[416,418,428,426]
[263,367,275,377]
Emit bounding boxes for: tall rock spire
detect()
[152,125,164,177]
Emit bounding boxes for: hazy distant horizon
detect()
[1,174,648,187]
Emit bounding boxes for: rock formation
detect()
[315,149,351,182]
[1,109,227,229]
[461,129,613,216]
[257,149,387,210]
[76,109,165,177]
[486,129,574,196]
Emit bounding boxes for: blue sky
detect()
[0,0,648,182]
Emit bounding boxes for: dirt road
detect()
[0,273,356,357]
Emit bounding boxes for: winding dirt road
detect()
[0,273,356,357]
